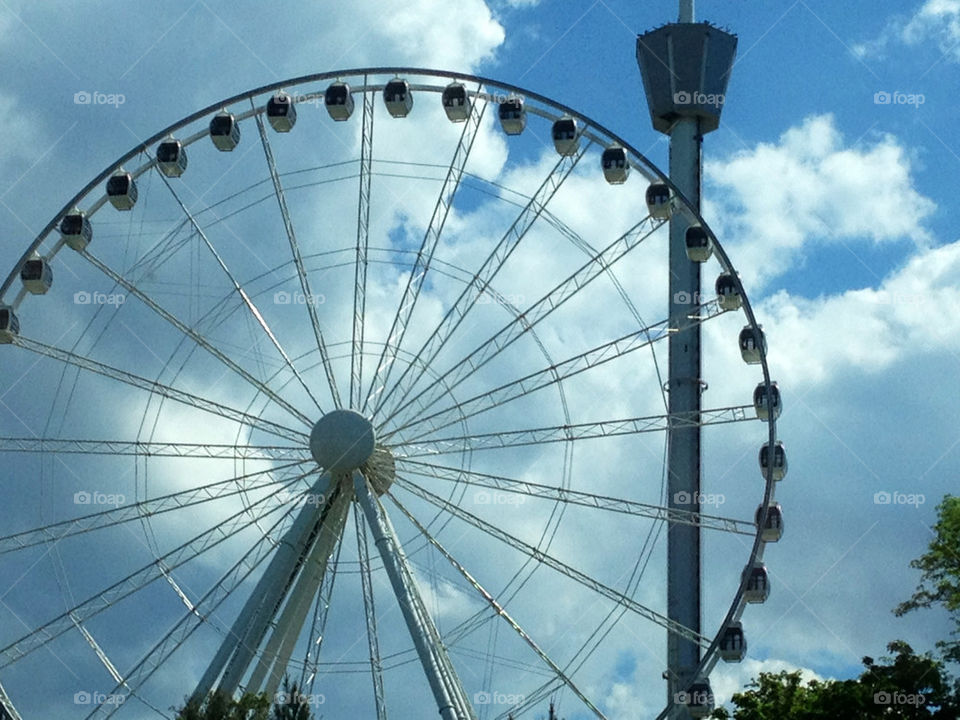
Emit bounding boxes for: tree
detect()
[270,677,314,720]
[175,690,270,720]
[709,642,960,719]
[895,494,960,663]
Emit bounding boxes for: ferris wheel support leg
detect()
[191,472,338,700]
[246,486,352,696]
[353,472,476,720]
[666,114,703,719]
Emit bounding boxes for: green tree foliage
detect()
[175,689,269,720]
[895,495,960,663]
[709,643,960,719]
[270,677,314,720]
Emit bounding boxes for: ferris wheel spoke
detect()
[0,461,312,556]
[395,478,710,649]
[362,89,487,414]
[0,436,307,461]
[253,105,344,410]
[11,336,308,444]
[388,493,609,719]
[373,140,593,425]
[354,500,388,720]
[392,404,756,456]
[353,472,477,720]
[393,463,754,536]
[0,474,306,670]
[159,172,326,415]
[78,248,313,428]
[82,490,309,720]
[387,213,665,428]
[383,301,726,444]
[349,80,374,411]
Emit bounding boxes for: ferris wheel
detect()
[0,68,785,719]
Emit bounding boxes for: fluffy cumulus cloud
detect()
[854,0,960,62]
[703,114,934,288]
[758,238,960,387]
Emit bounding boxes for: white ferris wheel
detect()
[0,65,784,720]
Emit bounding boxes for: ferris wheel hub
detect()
[309,409,376,472]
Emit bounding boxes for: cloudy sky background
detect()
[0,0,958,718]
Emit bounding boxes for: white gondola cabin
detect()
[684,680,715,719]
[756,503,784,542]
[0,306,19,343]
[685,224,713,262]
[61,210,92,251]
[719,622,747,662]
[759,441,788,481]
[442,82,470,122]
[20,257,52,294]
[739,324,766,364]
[601,145,629,184]
[498,96,526,135]
[753,381,781,421]
[210,111,240,151]
[266,92,296,132]
[552,116,579,156]
[156,138,188,178]
[384,78,413,118]
[716,272,742,311]
[743,564,770,603]
[646,183,672,219]
[325,81,354,121]
[106,170,137,211]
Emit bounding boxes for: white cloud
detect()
[854,0,960,62]
[710,657,825,708]
[704,114,935,289]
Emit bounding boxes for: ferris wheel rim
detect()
[0,67,781,718]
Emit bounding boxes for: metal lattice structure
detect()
[0,66,782,719]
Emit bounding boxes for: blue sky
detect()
[0,1,958,718]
